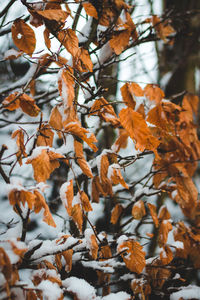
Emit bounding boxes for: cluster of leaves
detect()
[0,1,200,299]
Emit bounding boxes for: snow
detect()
[63,277,96,300]
[60,181,72,208]
[84,228,94,255]
[4,48,21,60]
[37,280,62,300]
[78,17,93,44]
[102,291,131,300]
[170,285,200,300]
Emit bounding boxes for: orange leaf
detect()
[9,188,35,210]
[58,68,74,109]
[12,129,27,165]
[43,28,51,49]
[158,205,171,221]
[37,124,54,147]
[74,47,93,72]
[19,93,40,116]
[147,203,159,228]
[132,200,146,220]
[26,147,64,182]
[117,239,146,273]
[71,204,83,233]
[119,107,160,155]
[121,82,143,109]
[65,122,98,152]
[3,92,20,111]
[152,15,175,42]
[62,249,73,272]
[82,3,98,19]
[144,84,165,103]
[158,220,172,247]
[58,29,79,57]
[89,97,120,127]
[111,204,123,224]
[109,164,129,189]
[60,180,74,215]
[33,190,56,227]
[11,19,36,55]
[85,229,98,260]
[49,105,63,137]
[99,154,109,184]
[91,176,106,203]
[74,140,93,178]
[112,129,129,153]
[80,191,93,212]
[159,245,173,265]
[109,29,131,55]
[37,9,68,22]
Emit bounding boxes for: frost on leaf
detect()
[63,277,96,300]
[119,107,160,156]
[26,147,64,182]
[11,19,36,55]
[117,239,146,273]
[58,68,75,110]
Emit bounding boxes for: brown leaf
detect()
[74,48,93,73]
[74,140,93,178]
[147,203,159,228]
[11,19,36,55]
[49,105,63,137]
[118,239,146,273]
[37,9,69,22]
[3,92,20,111]
[37,124,54,147]
[80,191,93,212]
[109,29,131,55]
[112,129,129,152]
[26,148,64,182]
[12,129,27,165]
[144,84,165,103]
[43,28,51,49]
[71,204,83,233]
[119,107,160,156]
[62,249,73,272]
[58,29,79,57]
[65,122,98,152]
[19,93,40,117]
[82,3,98,19]
[111,204,123,224]
[109,165,129,189]
[158,220,172,247]
[121,82,143,109]
[33,190,56,227]
[60,180,74,216]
[132,200,146,220]
[159,245,173,265]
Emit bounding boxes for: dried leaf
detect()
[147,203,159,227]
[80,191,92,212]
[26,148,64,182]
[62,249,73,272]
[159,245,173,265]
[58,68,74,109]
[60,180,74,215]
[11,19,36,55]
[82,2,98,19]
[118,240,146,273]
[144,84,165,103]
[111,204,123,224]
[112,129,129,153]
[109,165,129,189]
[43,28,51,49]
[74,140,93,178]
[109,29,131,55]
[37,124,54,147]
[132,200,146,220]
[37,9,68,22]
[158,220,172,247]
[58,29,79,57]
[119,107,160,156]
[12,129,27,165]
[71,204,83,233]
[65,122,98,152]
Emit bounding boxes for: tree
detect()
[0,1,200,299]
